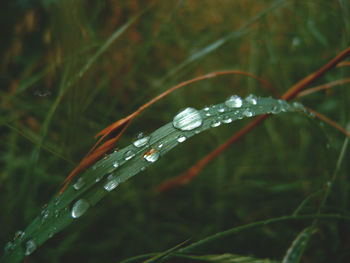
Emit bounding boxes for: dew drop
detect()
[225,95,242,108]
[210,120,221,127]
[271,105,281,114]
[205,112,211,117]
[4,241,13,252]
[104,175,119,192]
[217,105,226,113]
[71,199,90,218]
[222,115,232,123]
[111,161,118,168]
[204,106,210,111]
[14,230,25,241]
[245,94,257,105]
[177,135,187,143]
[40,208,50,223]
[73,177,85,191]
[124,150,135,161]
[144,148,160,163]
[292,101,305,111]
[92,164,97,170]
[157,143,164,149]
[48,227,57,238]
[54,210,60,218]
[24,240,37,256]
[172,107,202,131]
[243,108,253,117]
[133,133,151,148]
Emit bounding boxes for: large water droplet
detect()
[73,177,85,191]
[225,95,242,108]
[172,107,202,131]
[124,150,135,161]
[71,199,90,218]
[243,108,253,117]
[133,133,151,148]
[144,148,160,163]
[104,175,119,192]
[24,240,37,256]
[177,135,187,143]
[245,94,257,105]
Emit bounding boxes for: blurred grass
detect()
[0,0,349,262]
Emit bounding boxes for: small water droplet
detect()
[54,210,60,218]
[104,175,119,192]
[4,241,13,252]
[243,108,253,117]
[204,106,210,111]
[14,231,25,241]
[326,181,332,188]
[210,120,221,127]
[292,101,305,111]
[271,105,281,114]
[112,161,119,168]
[71,199,90,218]
[41,208,50,223]
[222,115,232,123]
[278,99,290,112]
[48,227,57,238]
[133,133,151,148]
[177,135,187,143]
[144,148,160,163]
[124,150,135,161]
[217,105,226,113]
[140,166,146,171]
[92,164,97,170]
[205,112,211,117]
[245,94,257,105]
[73,177,85,191]
[173,107,202,131]
[157,143,163,149]
[54,197,60,206]
[225,95,242,108]
[24,240,37,256]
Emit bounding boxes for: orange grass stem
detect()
[158,46,350,192]
[296,78,350,98]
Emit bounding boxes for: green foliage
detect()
[1,0,349,262]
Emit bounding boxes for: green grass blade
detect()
[0,96,307,263]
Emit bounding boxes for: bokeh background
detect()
[1,0,350,262]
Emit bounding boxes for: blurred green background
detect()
[1,0,350,262]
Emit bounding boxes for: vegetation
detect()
[1,0,349,262]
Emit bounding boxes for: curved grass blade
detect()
[1,96,305,263]
[282,227,314,263]
[173,253,280,263]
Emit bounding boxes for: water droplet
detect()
[172,107,202,131]
[245,94,257,105]
[210,120,221,127]
[133,133,151,148]
[225,95,242,108]
[92,164,97,170]
[54,210,60,218]
[48,227,57,238]
[177,135,187,143]
[157,143,163,149]
[14,231,25,241]
[140,166,146,171]
[144,148,160,163]
[278,99,290,112]
[205,112,211,117]
[271,105,281,114]
[73,177,85,191]
[243,108,253,117]
[71,199,90,218]
[292,101,305,111]
[217,105,226,113]
[4,241,13,252]
[24,240,37,256]
[41,208,50,223]
[222,115,232,123]
[204,106,210,111]
[124,150,135,161]
[54,197,60,206]
[104,175,119,192]
[112,161,119,168]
